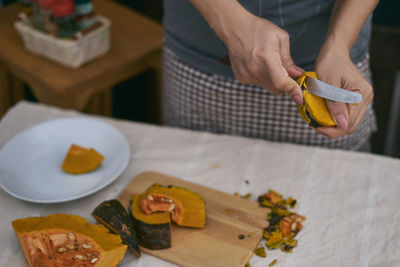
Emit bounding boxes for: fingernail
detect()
[293,95,303,105]
[335,115,347,130]
[295,66,305,73]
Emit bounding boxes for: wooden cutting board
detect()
[117,172,269,267]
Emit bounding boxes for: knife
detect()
[220,56,362,104]
[307,77,362,104]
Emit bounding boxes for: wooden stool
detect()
[0,0,163,122]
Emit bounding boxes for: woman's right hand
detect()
[190,0,304,105]
[218,7,304,105]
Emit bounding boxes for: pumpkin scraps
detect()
[243,190,305,267]
[258,190,306,253]
[234,192,252,199]
[255,246,266,257]
[269,259,278,266]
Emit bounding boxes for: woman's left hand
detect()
[314,40,374,138]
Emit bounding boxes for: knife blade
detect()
[307,77,362,104]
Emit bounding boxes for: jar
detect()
[30,0,43,30]
[18,0,32,15]
[38,0,57,35]
[52,0,76,38]
[74,0,97,31]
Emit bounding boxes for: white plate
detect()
[0,117,131,203]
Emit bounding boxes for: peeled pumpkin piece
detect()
[62,144,105,174]
[129,194,171,250]
[92,199,141,257]
[140,183,206,228]
[12,214,127,267]
[297,72,336,128]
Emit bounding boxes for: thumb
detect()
[264,54,303,105]
[280,37,304,78]
[325,99,349,130]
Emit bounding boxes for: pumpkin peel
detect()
[297,72,336,128]
[258,191,306,253]
[130,194,172,250]
[92,199,141,257]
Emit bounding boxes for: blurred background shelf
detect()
[0,0,163,123]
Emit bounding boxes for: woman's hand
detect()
[314,40,374,138]
[190,0,304,105]
[220,10,304,105]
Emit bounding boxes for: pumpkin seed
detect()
[82,243,93,249]
[65,243,75,250]
[291,222,297,232]
[73,254,85,261]
[56,247,67,253]
[168,204,175,212]
[91,257,99,263]
[68,232,76,241]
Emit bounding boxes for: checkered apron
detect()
[162,48,377,150]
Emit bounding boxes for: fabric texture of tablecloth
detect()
[0,101,399,267]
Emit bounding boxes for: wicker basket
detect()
[14,15,111,68]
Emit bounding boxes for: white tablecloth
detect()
[1,101,399,267]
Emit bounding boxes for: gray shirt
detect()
[163,0,371,79]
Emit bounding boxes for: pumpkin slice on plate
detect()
[129,194,172,250]
[12,214,127,267]
[62,144,105,174]
[140,184,206,228]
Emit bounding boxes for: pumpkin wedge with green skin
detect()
[62,144,105,174]
[92,199,141,257]
[12,214,127,267]
[297,72,336,128]
[129,194,171,250]
[140,184,206,228]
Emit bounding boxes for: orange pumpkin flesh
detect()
[12,214,127,267]
[140,184,206,228]
[62,144,105,174]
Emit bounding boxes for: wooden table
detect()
[0,0,163,119]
